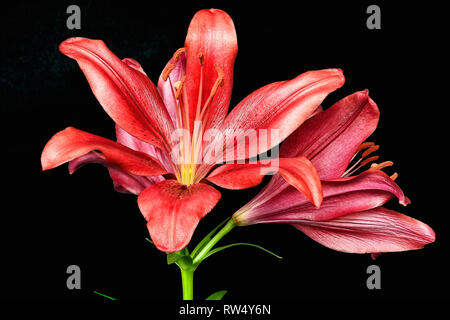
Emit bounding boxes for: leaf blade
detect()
[204,242,283,260]
[206,290,227,300]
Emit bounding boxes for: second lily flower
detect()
[233,90,435,255]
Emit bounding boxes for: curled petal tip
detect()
[59,37,89,53]
[400,196,412,206]
[313,197,323,209]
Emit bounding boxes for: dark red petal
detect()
[280,90,379,179]
[41,127,166,176]
[293,207,435,254]
[207,157,322,208]
[234,169,408,225]
[69,151,163,195]
[184,9,238,130]
[138,180,221,252]
[59,37,174,150]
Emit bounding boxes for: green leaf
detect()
[93,291,117,300]
[167,252,184,265]
[206,290,227,300]
[191,218,230,258]
[204,242,283,260]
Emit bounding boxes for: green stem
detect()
[192,218,236,265]
[180,268,194,300]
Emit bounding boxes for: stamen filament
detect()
[343,155,379,177]
[199,64,224,122]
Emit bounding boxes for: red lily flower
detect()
[233,90,435,255]
[41,9,345,252]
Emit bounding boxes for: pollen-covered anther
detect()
[370,161,394,171]
[175,76,186,99]
[198,52,204,66]
[356,142,375,153]
[162,63,176,81]
[390,172,399,181]
[360,156,380,167]
[173,48,185,61]
[362,145,379,158]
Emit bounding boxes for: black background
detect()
[1,0,448,306]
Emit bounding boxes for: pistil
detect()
[162,49,225,185]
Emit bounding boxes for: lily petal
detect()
[115,125,173,173]
[138,180,221,252]
[293,207,435,254]
[41,127,166,176]
[280,90,379,179]
[234,170,408,225]
[59,37,174,151]
[202,69,345,168]
[184,9,238,130]
[207,157,322,208]
[69,151,163,195]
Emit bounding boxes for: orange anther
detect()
[360,156,379,167]
[173,48,185,61]
[175,76,186,99]
[390,172,398,181]
[198,52,204,66]
[362,145,379,158]
[356,142,375,153]
[371,161,394,170]
[162,64,176,81]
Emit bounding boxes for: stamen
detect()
[175,76,186,99]
[356,142,375,153]
[349,141,374,163]
[198,52,204,66]
[195,53,205,120]
[162,64,176,81]
[390,172,398,181]
[214,64,225,87]
[370,161,394,170]
[360,156,380,167]
[199,64,225,120]
[362,145,379,158]
[343,142,382,177]
[173,48,185,62]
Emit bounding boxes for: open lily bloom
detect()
[233,90,435,255]
[41,9,345,252]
